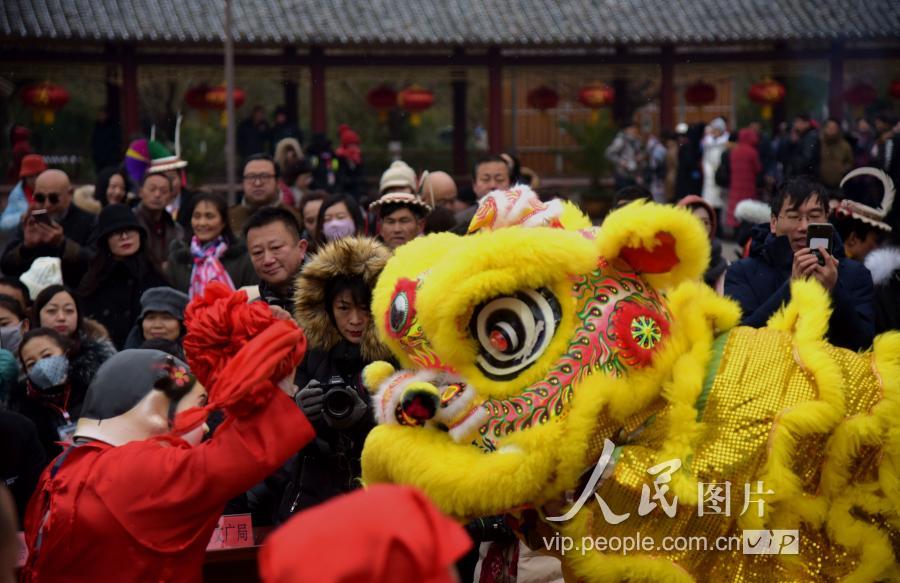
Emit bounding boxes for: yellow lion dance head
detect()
[362,186,900,582]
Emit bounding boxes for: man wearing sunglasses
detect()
[0,169,96,288]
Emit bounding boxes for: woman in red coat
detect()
[726,127,762,228]
[22,284,314,583]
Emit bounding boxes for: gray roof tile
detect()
[1,0,898,45]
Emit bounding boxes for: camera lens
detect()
[324,388,353,419]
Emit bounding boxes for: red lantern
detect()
[526,86,559,112]
[367,85,397,122]
[891,79,900,100]
[204,84,246,127]
[20,82,70,125]
[398,86,434,127]
[577,83,614,123]
[843,82,877,107]
[184,85,210,110]
[748,79,786,120]
[685,81,717,107]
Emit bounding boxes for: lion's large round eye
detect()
[390,291,410,333]
[386,278,418,339]
[470,288,561,380]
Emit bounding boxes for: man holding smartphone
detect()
[724,177,875,351]
[0,169,96,288]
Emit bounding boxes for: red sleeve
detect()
[93,390,314,553]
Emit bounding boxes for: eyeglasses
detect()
[34,193,61,205]
[111,229,138,239]
[778,210,827,225]
[243,173,276,183]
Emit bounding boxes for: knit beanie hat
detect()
[379,160,417,194]
[139,287,190,322]
[96,203,147,242]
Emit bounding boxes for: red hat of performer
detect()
[259,484,472,583]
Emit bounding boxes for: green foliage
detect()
[179,117,226,185]
[559,111,616,197]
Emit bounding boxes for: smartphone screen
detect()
[809,236,830,250]
[806,223,834,256]
[32,209,51,225]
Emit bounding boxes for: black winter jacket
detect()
[276,341,376,522]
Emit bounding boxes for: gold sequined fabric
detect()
[575,326,888,581]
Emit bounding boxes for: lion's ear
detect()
[596,200,710,289]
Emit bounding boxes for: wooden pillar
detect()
[283,47,299,126]
[659,45,675,130]
[487,46,502,154]
[310,46,326,135]
[612,46,628,125]
[105,66,121,123]
[452,67,468,177]
[119,44,140,140]
[772,42,788,130]
[828,41,845,121]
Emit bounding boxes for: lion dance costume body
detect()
[360,187,900,582]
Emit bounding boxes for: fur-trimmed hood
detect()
[293,237,392,361]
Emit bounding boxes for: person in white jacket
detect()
[701,118,730,222]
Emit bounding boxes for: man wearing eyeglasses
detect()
[0,169,96,287]
[724,177,875,351]
[229,154,301,237]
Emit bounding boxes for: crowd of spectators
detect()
[1,103,899,582]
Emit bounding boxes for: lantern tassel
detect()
[410,113,422,127]
[590,111,599,125]
[762,105,773,121]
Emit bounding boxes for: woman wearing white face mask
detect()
[14,328,81,457]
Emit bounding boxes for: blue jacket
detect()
[724,224,875,351]
[0,181,28,233]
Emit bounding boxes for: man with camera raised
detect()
[275,236,393,520]
[724,177,875,351]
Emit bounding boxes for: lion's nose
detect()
[400,382,441,422]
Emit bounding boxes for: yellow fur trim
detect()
[362,361,395,394]
[595,200,710,289]
[559,200,593,230]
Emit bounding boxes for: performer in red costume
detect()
[22,283,314,582]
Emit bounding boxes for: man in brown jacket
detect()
[818,118,853,190]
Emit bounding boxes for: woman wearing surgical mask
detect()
[31,285,116,392]
[0,294,28,407]
[315,194,364,247]
[15,328,83,457]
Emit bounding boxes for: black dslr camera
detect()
[322,376,368,429]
